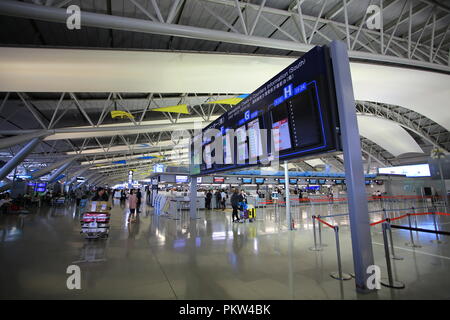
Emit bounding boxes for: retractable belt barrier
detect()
[308,206,449,286]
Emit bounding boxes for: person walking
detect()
[136,188,142,213]
[128,189,138,223]
[231,189,242,222]
[220,189,227,211]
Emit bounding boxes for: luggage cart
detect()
[80,212,110,239]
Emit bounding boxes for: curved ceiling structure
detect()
[357,115,425,157]
[1,47,449,132]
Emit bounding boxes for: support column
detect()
[284,160,292,230]
[189,176,198,219]
[330,40,375,293]
[366,154,372,174]
[31,156,78,180]
[74,172,96,189]
[0,137,42,181]
[47,160,75,183]
[67,166,92,185]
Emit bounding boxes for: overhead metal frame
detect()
[0,0,448,72]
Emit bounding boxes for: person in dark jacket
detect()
[214,190,221,209]
[91,187,109,201]
[205,190,213,210]
[136,189,142,213]
[231,189,243,222]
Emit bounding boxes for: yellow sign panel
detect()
[206,97,243,105]
[110,110,135,119]
[151,104,189,114]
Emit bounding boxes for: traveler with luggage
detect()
[231,189,243,222]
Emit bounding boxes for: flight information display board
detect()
[191,45,341,176]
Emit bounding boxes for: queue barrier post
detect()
[330,225,352,281]
[317,214,327,247]
[380,222,405,289]
[309,215,323,251]
[413,206,418,230]
[387,219,404,260]
[431,206,446,244]
[405,209,421,248]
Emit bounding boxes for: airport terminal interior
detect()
[0,0,450,300]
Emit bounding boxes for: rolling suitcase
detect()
[247,204,256,222]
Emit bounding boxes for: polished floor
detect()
[0,198,449,299]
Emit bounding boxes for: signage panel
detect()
[192,46,341,176]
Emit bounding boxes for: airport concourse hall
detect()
[1,0,450,306]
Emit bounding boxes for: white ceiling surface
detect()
[1,47,449,130]
[357,115,424,157]
[304,159,326,167]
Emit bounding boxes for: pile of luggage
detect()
[238,202,256,223]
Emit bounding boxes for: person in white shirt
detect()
[220,190,227,211]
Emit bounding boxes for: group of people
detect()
[205,189,228,210]
[203,188,248,223]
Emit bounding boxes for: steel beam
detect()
[0,137,42,180]
[0,130,49,150]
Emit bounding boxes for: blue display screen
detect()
[289,179,297,184]
[242,178,252,184]
[194,45,341,176]
[255,178,264,184]
[309,179,317,184]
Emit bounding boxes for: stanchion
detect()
[405,210,421,248]
[330,226,352,281]
[317,214,327,247]
[412,206,419,231]
[380,223,405,289]
[309,215,323,251]
[386,219,403,260]
[431,206,446,244]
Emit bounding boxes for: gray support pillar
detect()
[74,172,96,189]
[0,130,49,150]
[91,175,105,186]
[67,166,92,185]
[330,40,375,293]
[0,137,42,181]
[0,182,12,193]
[284,161,292,230]
[366,155,372,174]
[30,156,78,180]
[189,177,198,219]
[47,160,75,183]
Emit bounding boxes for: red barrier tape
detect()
[370,212,450,227]
[370,219,387,226]
[315,216,335,229]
